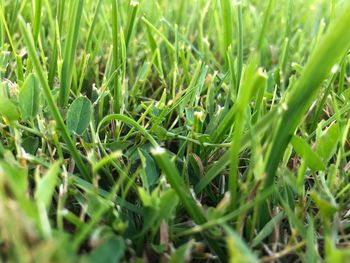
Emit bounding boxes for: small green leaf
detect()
[67,96,92,135]
[306,217,320,263]
[316,123,340,161]
[105,141,130,151]
[35,161,61,208]
[280,197,307,239]
[169,240,194,263]
[0,96,20,121]
[22,136,40,155]
[0,161,27,198]
[19,73,41,120]
[151,243,167,254]
[252,212,285,247]
[87,235,125,263]
[291,136,326,171]
[138,187,154,208]
[224,225,259,263]
[159,189,179,220]
[85,193,111,219]
[325,243,350,263]
[310,191,338,218]
[138,149,158,189]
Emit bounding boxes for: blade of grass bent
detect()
[264,3,350,187]
[97,114,158,147]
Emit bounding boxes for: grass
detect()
[0,0,350,262]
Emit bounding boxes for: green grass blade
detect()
[112,0,120,113]
[236,2,243,89]
[257,0,274,50]
[220,0,233,61]
[33,0,42,44]
[59,0,84,107]
[125,1,139,50]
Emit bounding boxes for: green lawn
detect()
[0,0,350,262]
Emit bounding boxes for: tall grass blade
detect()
[220,0,233,61]
[59,0,84,107]
[33,0,42,44]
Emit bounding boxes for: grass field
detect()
[1,0,350,262]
